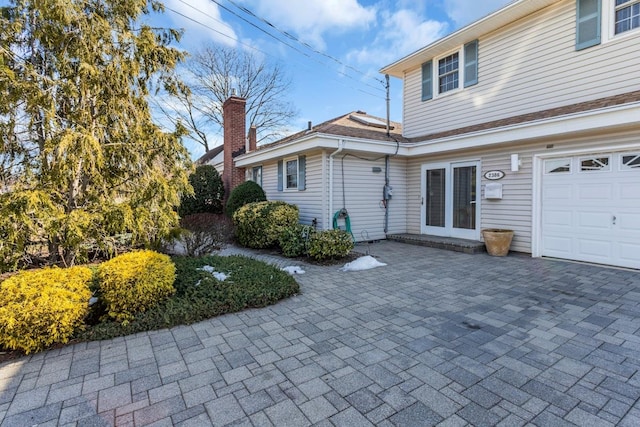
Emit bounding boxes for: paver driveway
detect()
[1,241,639,426]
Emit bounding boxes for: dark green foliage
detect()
[179,165,224,216]
[233,201,299,249]
[78,255,299,341]
[308,229,354,261]
[225,181,266,218]
[278,224,314,257]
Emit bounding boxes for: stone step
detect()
[386,233,486,254]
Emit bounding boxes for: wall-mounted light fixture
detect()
[511,154,521,172]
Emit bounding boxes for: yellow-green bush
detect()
[0,266,93,354]
[98,250,176,323]
[233,201,299,248]
[308,229,354,261]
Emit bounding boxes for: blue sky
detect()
[2,0,512,157]
[146,0,513,157]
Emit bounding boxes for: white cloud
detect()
[346,8,448,67]
[163,0,238,48]
[241,0,377,50]
[444,0,513,28]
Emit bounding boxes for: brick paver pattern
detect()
[0,241,639,426]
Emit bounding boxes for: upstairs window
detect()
[438,53,459,94]
[615,0,640,34]
[421,40,478,101]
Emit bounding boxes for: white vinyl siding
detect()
[329,156,407,241]
[405,130,640,254]
[261,151,407,241]
[403,0,640,138]
[263,152,324,228]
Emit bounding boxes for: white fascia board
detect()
[234,134,406,167]
[406,103,640,156]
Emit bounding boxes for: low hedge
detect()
[278,224,315,258]
[97,250,176,323]
[233,201,299,248]
[0,266,93,354]
[81,255,299,341]
[308,229,354,261]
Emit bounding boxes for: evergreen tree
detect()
[0,0,192,270]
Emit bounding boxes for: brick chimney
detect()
[222,96,247,197]
[248,125,257,152]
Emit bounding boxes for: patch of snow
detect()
[212,272,228,281]
[281,266,305,275]
[340,255,387,272]
[197,265,228,281]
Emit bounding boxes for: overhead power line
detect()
[163,5,385,99]
[221,0,386,85]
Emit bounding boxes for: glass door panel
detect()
[453,165,476,230]
[426,168,446,227]
[421,161,480,239]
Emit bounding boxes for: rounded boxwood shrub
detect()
[225,181,266,218]
[308,229,354,261]
[233,201,299,248]
[278,224,315,257]
[0,266,93,354]
[179,165,224,217]
[97,250,176,323]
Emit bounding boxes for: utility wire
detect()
[203,0,385,93]
[221,0,386,85]
[164,5,385,99]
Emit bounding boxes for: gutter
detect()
[328,139,345,231]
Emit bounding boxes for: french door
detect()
[421,161,480,239]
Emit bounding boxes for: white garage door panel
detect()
[577,239,612,258]
[620,183,640,199]
[544,184,572,199]
[619,212,640,231]
[543,210,572,226]
[620,242,640,263]
[577,211,611,229]
[578,184,613,200]
[543,236,572,256]
[541,152,640,269]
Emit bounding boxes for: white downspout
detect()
[328,139,345,230]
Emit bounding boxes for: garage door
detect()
[541,152,640,269]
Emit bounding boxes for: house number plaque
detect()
[484,170,505,180]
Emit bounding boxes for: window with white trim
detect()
[251,166,262,187]
[438,53,459,93]
[614,0,640,34]
[621,153,640,170]
[285,158,298,190]
[544,158,572,174]
[421,40,478,100]
[580,156,611,172]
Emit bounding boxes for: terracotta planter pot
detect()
[482,229,514,256]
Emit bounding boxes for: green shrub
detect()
[278,224,315,257]
[80,255,299,341]
[308,229,354,261]
[179,165,224,216]
[225,180,266,218]
[97,250,176,323]
[0,266,93,354]
[233,201,299,249]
